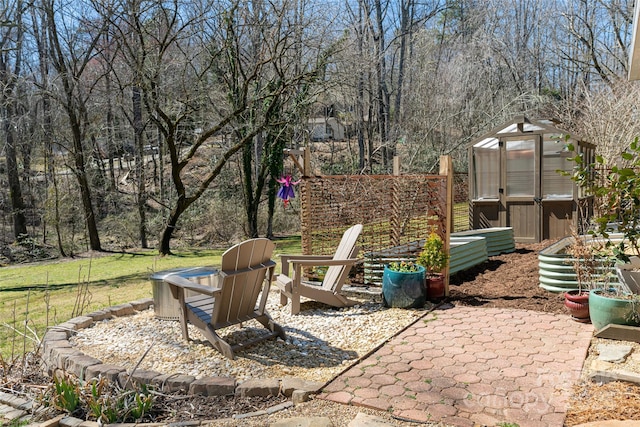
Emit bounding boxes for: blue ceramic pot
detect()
[382,265,426,308]
[589,289,640,331]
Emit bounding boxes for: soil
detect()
[448,240,566,314]
[5,240,640,425]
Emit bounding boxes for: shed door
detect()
[501,138,540,243]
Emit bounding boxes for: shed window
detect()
[473,142,499,199]
[543,136,573,198]
[506,139,535,197]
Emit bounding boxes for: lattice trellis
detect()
[453,172,470,232]
[300,174,448,258]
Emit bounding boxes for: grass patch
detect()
[0,235,301,360]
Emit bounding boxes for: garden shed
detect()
[468,116,595,243]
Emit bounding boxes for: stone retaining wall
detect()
[40,298,322,402]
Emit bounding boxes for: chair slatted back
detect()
[211,238,275,326]
[321,224,363,291]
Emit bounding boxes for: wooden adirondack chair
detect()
[164,238,285,359]
[275,224,363,315]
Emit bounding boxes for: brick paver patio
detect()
[319,305,593,427]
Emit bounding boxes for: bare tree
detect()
[554,80,640,164]
[100,0,151,248]
[98,0,333,254]
[0,0,28,239]
[43,0,105,251]
[234,0,327,238]
[29,5,67,254]
[559,0,634,88]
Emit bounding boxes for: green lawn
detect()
[0,236,301,360]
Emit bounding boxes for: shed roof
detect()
[468,116,592,150]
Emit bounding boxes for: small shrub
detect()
[565,137,640,260]
[416,232,448,274]
[50,373,81,414]
[43,373,156,423]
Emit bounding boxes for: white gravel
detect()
[70,290,426,383]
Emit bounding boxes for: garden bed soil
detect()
[448,240,565,314]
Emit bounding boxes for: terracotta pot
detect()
[564,290,590,322]
[426,275,445,300]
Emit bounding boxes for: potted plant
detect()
[563,233,612,322]
[382,261,426,308]
[564,137,640,329]
[416,232,449,299]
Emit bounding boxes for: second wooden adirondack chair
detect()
[275,224,363,314]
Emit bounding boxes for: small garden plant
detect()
[42,372,155,424]
[564,136,640,303]
[567,229,616,294]
[416,232,448,275]
[387,260,422,272]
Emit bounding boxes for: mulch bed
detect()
[449,240,565,314]
[565,381,640,425]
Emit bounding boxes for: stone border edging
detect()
[40,298,323,403]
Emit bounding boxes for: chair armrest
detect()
[164,274,221,297]
[280,255,333,276]
[289,258,359,268]
[280,254,333,263]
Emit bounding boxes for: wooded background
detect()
[0,0,637,261]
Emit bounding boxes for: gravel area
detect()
[70,290,427,383]
[206,399,435,426]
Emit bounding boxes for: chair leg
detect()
[177,297,189,341]
[255,314,286,340]
[203,325,235,360]
[291,293,301,315]
[280,292,289,306]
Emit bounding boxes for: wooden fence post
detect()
[439,155,454,296]
[298,146,312,255]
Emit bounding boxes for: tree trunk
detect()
[3,105,28,239]
[45,0,102,251]
[394,0,412,125]
[68,111,102,251]
[31,5,65,255]
[266,176,277,239]
[133,84,148,248]
[105,73,116,192]
[75,161,102,250]
[243,140,259,238]
[356,2,366,171]
[0,1,28,240]
[159,199,188,255]
[374,0,391,167]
